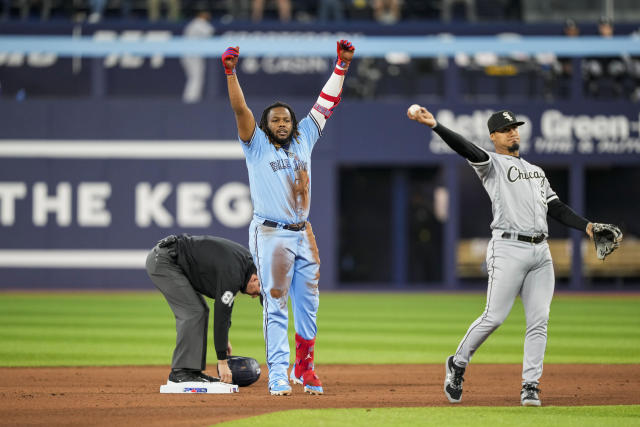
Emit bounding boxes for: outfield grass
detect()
[2,292,638,425]
[0,292,638,366]
[218,406,640,427]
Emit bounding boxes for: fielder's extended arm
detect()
[432,123,490,163]
[222,46,256,142]
[547,198,591,234]
[309,40,355,132]
[408,106,489,163]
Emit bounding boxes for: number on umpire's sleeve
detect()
[221,291,235,307]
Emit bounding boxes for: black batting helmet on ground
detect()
[227,356,261,387]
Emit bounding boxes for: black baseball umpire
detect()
[146,234,262,386]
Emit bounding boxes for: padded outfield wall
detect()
[1,22,639,290]
[1,99,638,289]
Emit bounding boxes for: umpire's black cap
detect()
[487,110,525,133]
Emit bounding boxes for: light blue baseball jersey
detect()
[241,115,321,224]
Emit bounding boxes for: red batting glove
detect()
[336,39,355,69]
[222,46,239,75]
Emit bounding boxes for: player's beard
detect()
[266,127,293,146]
[507,142,520,153]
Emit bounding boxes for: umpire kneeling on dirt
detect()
[146,234,262,386]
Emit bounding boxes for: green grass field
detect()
[1,291,639,426]
[219,406,640,427]
[1,292,638,366]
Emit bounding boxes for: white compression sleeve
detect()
[309,62,348,132]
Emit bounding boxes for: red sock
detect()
[294,333,315,378]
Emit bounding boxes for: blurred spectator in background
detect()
[563,17,579,37]
[346,57,383,98]
[441,0,476,22]
[625,40,640,102]
[348,0,372,20]
[582,16,625,98]
[501,0,521,21]
[598,15,613,37]
[252,0,291,22]
[88,0,132,22]
[372,0,401,24]
[88,0,106,22]
[539,18,580,100]
[318,0,344,22]
[148,0,180,21]
[181,6,214,103]
[222,0,251,21]
[120,0,133,19]
[18,0,53,20]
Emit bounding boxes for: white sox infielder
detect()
[409,106,597,407]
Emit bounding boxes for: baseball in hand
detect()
[408,104,421,117]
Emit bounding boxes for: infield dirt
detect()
[1,364,638,426]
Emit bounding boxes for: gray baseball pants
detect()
[453,236,555,384]
[145,245,209,371]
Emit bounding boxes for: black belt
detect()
[502,232,546,244]
[263,220,306,231]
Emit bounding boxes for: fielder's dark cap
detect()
[487,110,525,133]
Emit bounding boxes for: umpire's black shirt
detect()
[173,234,256,360]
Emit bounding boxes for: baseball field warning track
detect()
[1,364,638,426]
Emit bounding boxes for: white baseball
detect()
[408,104,421,117]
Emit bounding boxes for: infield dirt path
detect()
[1,364,638,426]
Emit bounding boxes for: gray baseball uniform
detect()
[145,234,256,371]
[433,111,590,405]
[453,149,557,384]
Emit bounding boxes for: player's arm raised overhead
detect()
[222,46,256,142]
[408,106,489,163]
[308,40,355,132]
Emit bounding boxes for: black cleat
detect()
[198,372,220,382]
[521,383,541,407]
[444,355,465,403]
[168,369,210,383]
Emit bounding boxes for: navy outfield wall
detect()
[1,99,639,289]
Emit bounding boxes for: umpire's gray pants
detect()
[453,236,555,384]
[146,245,209,371]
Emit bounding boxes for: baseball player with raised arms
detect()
[408,106,621,406]
[222,40,355,395]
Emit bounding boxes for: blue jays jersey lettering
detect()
[241,116,321,224]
